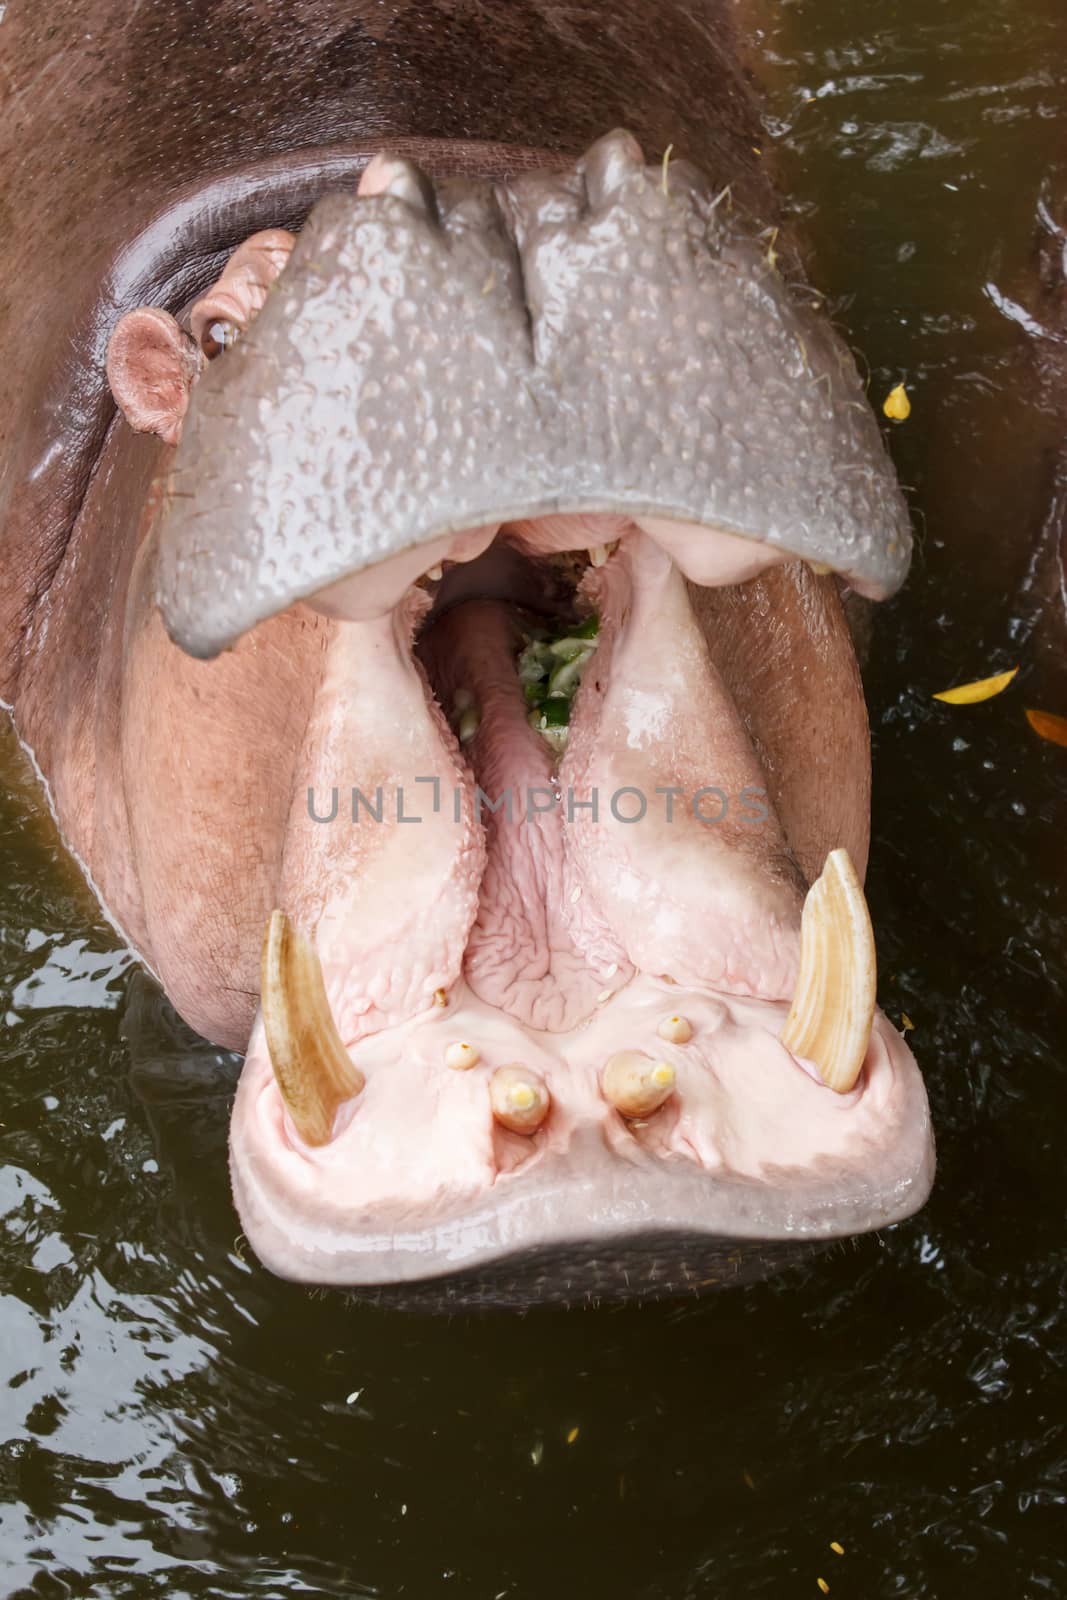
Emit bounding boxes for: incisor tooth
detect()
[602,1052,676,1117]
[260,910,364,1145]
[779,848,876,1093]
[445,1040,480,1071]
[458,706,481,744]
[657,1013,693,1044]
[490,1065,550,1134]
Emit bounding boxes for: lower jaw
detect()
[222,519,933,1291]
[230,981,933,1296]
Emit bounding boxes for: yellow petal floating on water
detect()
[883,382,911,420]
[1025,708,1067,748]
[932,666,1018,705]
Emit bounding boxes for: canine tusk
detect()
[780,848,876,1093]
[260,909,364,1145]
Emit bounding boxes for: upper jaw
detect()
[153,128,911,660]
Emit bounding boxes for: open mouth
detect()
[117,131,933,1299]
[229,513,931,1295]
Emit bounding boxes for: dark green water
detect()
[3,1,1066,1593]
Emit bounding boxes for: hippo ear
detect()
[107,307,203,447]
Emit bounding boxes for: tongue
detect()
[416,530,805,1039]
[418,600,625,1033]
[270,519,804,1049]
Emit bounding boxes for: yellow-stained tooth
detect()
[602,1051,676,1118]
[657,1013,693,1044]
[260,910,365,1145]
[458,706,481,744]
[780,848,876,1093]
[490,1065,550,1134]
[452,687,481,744]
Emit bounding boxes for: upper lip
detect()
[152,130,912,661]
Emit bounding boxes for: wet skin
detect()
[0,0,934,1303]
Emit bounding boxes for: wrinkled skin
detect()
[0,0,933,1306]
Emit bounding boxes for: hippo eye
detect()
[201,319,241,360]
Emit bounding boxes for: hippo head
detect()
[0,84,889,1312]
[92,131,934,1304]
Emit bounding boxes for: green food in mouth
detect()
[518,613,599,753]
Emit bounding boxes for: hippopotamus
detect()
[0,0,934,1306]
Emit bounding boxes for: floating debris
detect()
[932,666,1017,705]
[883,382,911,420]
[1025,707,1067,748]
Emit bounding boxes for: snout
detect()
[115,131,932,1304]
